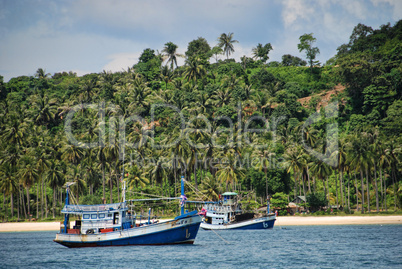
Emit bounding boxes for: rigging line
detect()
[68,188,80,207]
[127,197,180,202]
[183,180,210,201]
[126,191,173,199]
[210,229,230,245]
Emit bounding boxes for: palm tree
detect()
[79,77,98,102]
[330,137,348,208]
[192,91,213,115]
[167,129,190,196]
[367,128,381,212]
[145,153,167,192]
[1,118,26,149]
[61,143,84,165]
[127,81,152,117]
[385,140,401,210]
[283,146,303,198]
[35,143,51,219]
[82,154,100,196]
[215,150,245,192]
[18,159,39,217]
[347,134,370,213]
[253,92,276,118]
[252,144,275,198]
[96,146,107,202]
[212,88,232,107]
[210,46,223,62]
[378,143,391,211]
[183,56,206,83]
[252,43,273,62]
[162,42,183,70]
[47,160,64,218]
[67,165,86,203]
[217,32,239,59]
[127,164,150,189]
[0,163,18,219]
[199,173,221,201]
[159,65,174,90]
[310,158,332,206]
[29,93,58,126]
[35,68,51,79]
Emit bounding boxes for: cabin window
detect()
[113,212,119,224]
[91,214,97,219]
[83,214,90,219]
[99,213,105,219]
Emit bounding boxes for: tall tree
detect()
[217,32,239,59]
[297,33,320,72]
[47,160,64,218]
[0,163,18,219]
[162,42,183,70]
[186,37,211,58]
[183,56,206,83]
[18,159,39,217]
[252,43,273,63]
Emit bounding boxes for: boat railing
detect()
[82,219,115,229]
[61,202,126,213]
[205,204,233,213]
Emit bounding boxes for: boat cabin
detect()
[203,192,243,225]
[221,192,238,205]
[61,202,135,235]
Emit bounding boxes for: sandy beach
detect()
[0,215,400,232]
[274,215,402,226]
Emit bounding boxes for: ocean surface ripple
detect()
[0,225,401,268]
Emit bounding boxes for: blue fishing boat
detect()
[199,192,276,230]
[54,176,201,247]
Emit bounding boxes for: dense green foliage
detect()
[306,192,327,211]
[0,22,401,221]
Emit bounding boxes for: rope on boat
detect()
[127,191,174,199]
[210,229,230,244]
[183,179,210,201]
[127,197,180,202]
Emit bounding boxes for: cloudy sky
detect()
[0,0,400,81]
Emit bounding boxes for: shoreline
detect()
[0,215,401,232]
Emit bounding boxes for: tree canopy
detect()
[0,21,401,222]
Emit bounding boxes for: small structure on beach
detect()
[288,196,307,215]
[292,196,306,204]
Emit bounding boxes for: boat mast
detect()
[181,176,185,215]
[62,184,70,234]
[121,141,126,203]
[267,195,270,214]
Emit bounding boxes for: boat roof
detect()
[222,192,237,196]
[61,202,126,214]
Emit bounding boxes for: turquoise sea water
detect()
[0,225,401,268]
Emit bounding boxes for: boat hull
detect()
[54,215,201,248]
[200,215,276,230]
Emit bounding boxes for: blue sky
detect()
[0,0,401,82]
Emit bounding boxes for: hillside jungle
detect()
[0,21,401,221]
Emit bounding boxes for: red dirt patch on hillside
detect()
[298,84,345,111]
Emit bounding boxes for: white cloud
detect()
[337,0,369,20]
[1,0,399,81]
[371,0,402,20]
[281,0,315,28]
[102,52,141,73]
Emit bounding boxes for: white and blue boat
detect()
[54,177,201,247]
[199,192,276,230]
